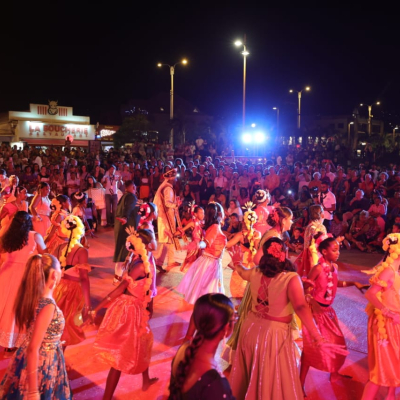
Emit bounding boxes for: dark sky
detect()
[1,6,399,127]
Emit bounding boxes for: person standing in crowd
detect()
[0,254,72,399]
[315,180,336,232]
[169,294,236,400]
[153,168,181,272]
[30,182,52,238]
[188,166,202,204]
[229,237,348,400]
[113,180,140,285]
[102,165,121,227]
[92,229,158,398]
[0,211,47,353]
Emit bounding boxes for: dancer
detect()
[300,237,366,396]
[0,186,18,237]
[177,202,226,305]
[0,254,72,399]
[226,201,261,299]
[253,189,273,236]
[174,202,205,272]
[113,180,140,285]
[361,233,400,400]
[92,229,158,398]
[169,294,236,400]
[30,182,52,238]
[229,237,348,400]
[71,191,95,247]
[295,204,327,277]
[45,195,71,254]
[52,215,91,347]
[0,211,47,352]
[153,168,181,271]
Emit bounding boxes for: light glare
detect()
[157,63,162,67]
[251,123,256,128]
[182,59,188,64]
[242,133,252,143]
[305,86,311,91]
[254,132,265,143]
[234,40,243,46]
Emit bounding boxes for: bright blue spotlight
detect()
[242,133,252,143]
[254,132,265,143]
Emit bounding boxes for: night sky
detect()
[1,6,399,127]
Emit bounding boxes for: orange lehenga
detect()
[53,262,91,346]
[93,276,153,375]
[366,270,400,386]
[302,263,347,372]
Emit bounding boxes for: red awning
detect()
[23,139,89,147]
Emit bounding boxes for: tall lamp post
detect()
[393,126,398,145]
[289,86,310,129]
[157,59,188,147]
[360,101,380,136]
[273,107,280,137]
[234,36,249,133]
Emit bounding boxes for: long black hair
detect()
[169,294,234,399]
[1,211,33,253]
[203,202,224,231]
[259,237,295,278]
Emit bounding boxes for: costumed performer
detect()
[91,229,158,399]
[229,237,348,400]
[0,186,18,237]
[52,215,91,348]
[113,180,140,285]
[153,168,182,272]
[361,233,400,400]
[300,237,367,397]
[226,206,294,363]
[44,195,71,254]
[253,189,273,236]
[71,191,96,246]
[29,182,51,238]
[0,254,72,399]
[226,201,261,299]
[174,202,205,272]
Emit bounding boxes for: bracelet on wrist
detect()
[342,281,347,287]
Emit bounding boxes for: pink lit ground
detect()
[1,228,399,400]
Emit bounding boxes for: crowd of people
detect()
[0,140,399,399]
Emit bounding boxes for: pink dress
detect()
[32,197,51,238]
[302,263,347,372]
[0,203,18,237]
[177,224,227,305]
[0,231,37,347]
[181,219,205,272]
[94,275,153,375]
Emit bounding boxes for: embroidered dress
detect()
[177,224,227,305]
[94,276,153,375]
[180,219,205,272]
[0,231,37,347]
[302,262,347,373]
[0,298,72,399]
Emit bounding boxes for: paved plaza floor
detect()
[1,228,398,399]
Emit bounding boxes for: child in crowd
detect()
[288,227,304,253]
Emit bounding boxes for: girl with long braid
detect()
[52,215,91,348]
[169,293,236,400]
[91,229,158,398]
[45,195,71,254]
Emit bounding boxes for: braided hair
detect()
[169,294,234,399]
[204,202,224,231]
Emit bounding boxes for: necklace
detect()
[320,259,334,302]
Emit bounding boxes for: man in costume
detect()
[153,168,181,271]
[112,180,140,285]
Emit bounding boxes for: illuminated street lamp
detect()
[235,36,249,133]
[393,126,398,145]
[157,58,188,147]
[359,101,380,136]
[348,121,354,145]
[273,107,280,137]
[289,86,311,129]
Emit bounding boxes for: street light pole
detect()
[289,86,310,129]
[360,102,380,136]
[157,59,188,148]
[393,126,398,145]
[235,36,249,133]
[273,107,280,137]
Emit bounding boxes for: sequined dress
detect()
[177,224,227,305]
[0,298,72,399]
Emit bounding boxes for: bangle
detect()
[342,281,347,287]
[106,296,112,302]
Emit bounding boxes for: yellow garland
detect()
[59,215,85,269]
[125,232,153,334]
[363,233,400,346]
[243,202,258,256]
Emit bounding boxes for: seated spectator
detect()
[343,189,370,224]
[330,212,348,238]
[368,194,386,234]
[237,187,250,207]
[200,179,215,207]
[209,186,226,208]
[288,227,304,253]
[344,210,379,252]
[360,173,375,199]
[271,187,285,205]
[222,213,242,239]
[226,199,243,221]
